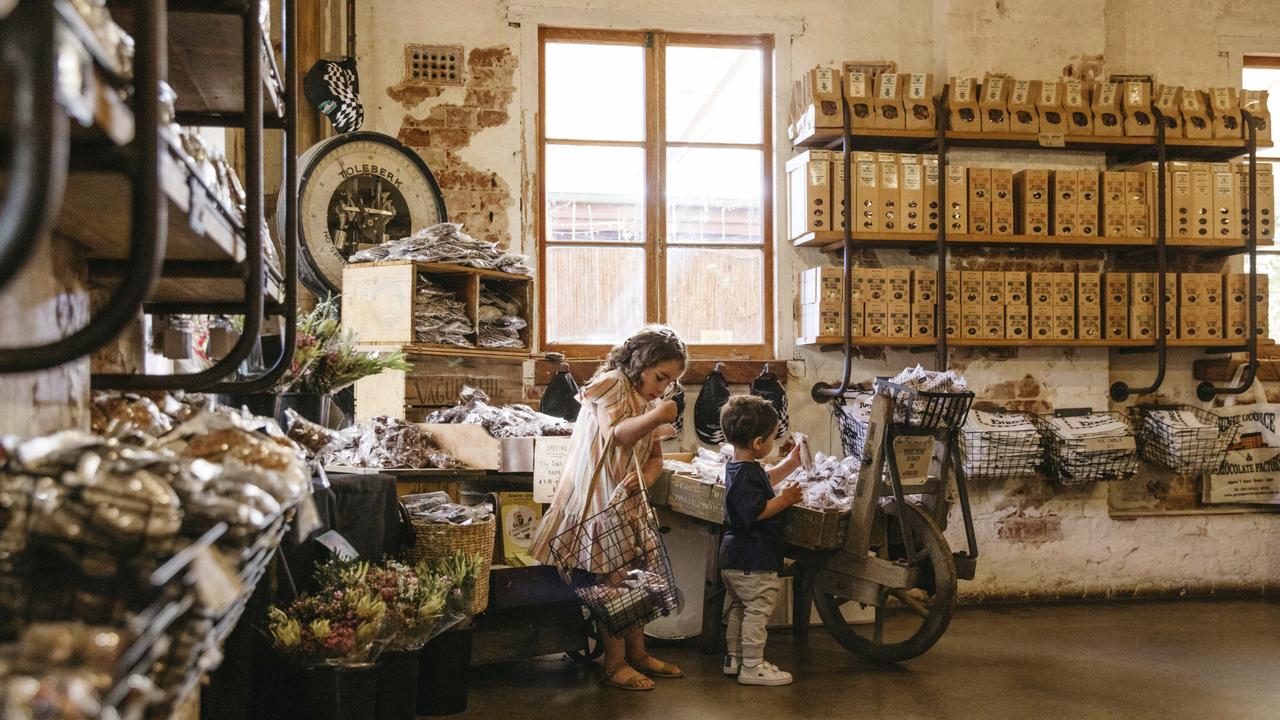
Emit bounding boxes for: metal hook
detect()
[713,361,725,373]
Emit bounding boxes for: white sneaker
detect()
[722,655,741,676]
[737,660,793,686]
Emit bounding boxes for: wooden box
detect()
[667,473,727,524]
[782,507,850,550]
[416,423,571,473]
[354,352,526,422]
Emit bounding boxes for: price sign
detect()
[1038,132,1066,147]
[534,436,572,503]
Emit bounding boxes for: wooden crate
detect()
[667,473,726,524]
[416,423,570,473]
[666,473,850,550]
[353,352,527,422]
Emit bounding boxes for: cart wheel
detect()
[814,501,957,663]
[567,609,603,664]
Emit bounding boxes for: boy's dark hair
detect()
[720,395,779,448]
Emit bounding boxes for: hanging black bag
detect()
[541,364,583,422]
[669,383,686,435]
[694,364,731,445]
[750,365,789,438]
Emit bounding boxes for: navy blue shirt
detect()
[719,460,785,572]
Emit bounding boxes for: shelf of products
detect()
[797,336,1276,349]
[794,230,1272,253]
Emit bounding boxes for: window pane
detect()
[546,145,645,243]
[667,148,763,244]
[666,247,763,344]
[547,246,646,344]
[666,46,763,143]
[545,42,644,141]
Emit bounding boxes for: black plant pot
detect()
[277,392,331,428]
[303,665,377,720]
[417,628,473,716]
[216,392,279,419]
[375,650,419,720]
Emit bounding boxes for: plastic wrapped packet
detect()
[424,386,572,437]
[157,410,309,506]
[317,416,462,469]
[283,408,342,458]
[89,392,174,438]
[348,222,531,275]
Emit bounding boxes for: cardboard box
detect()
[1077,272,1101,307]
[856,157,880,232]
[1170,166,1193,238]
[1179,272,1200,307]
[1078,204,1099,237]
[800,266,844,305]
[911,303,935,338]
[1103,171,1126,207]
[1006,303,1030,339]
[848,267,866,304]
[970,202,992,235]
[962,303,984,339]
[1126,170,1151,209]
[874,72,906,129]
[969,167,992,203]
[1015,168,1051,204]
[888,301,912,338]
[865,302,888,337]
[887,268,912,302]
[1053,169,1078,207]
[1200,272,1223,306]
[992,201,1015,235]
[983,304,1005,339]
[1037,81,1067,133]
[1005,271,1028,305]
[945,303,961,338]
[1031,272,1055,305]
[801,302,842,339]
[1190,165,1214,239]
[1078,306,1103,340]
[900,162,925,233]
[1078,170,1100,207]
[944,270,961,303]
[1104,205,1128,237]
[1258,171,1275,243]
[1202,304,1223,340]
[991,168,1014,203]
[1053,305,1076,340]
[1130,272,1155,306]
[1054,205,1078,237]
[846,70,876,129]
[946,166,968,233]
[1032,304,1055,340]
[1106,272,1129,307]
[904,73,936,131]
[830,154,848,231]
[785,150,832,239]
[1153,85,1184,138]
[1092,81,1124,136]
[961,271,984,305]
[1022,202,1051,235]
[1180,305,1203,341]
[1105,304,1128,339]
[982,271,1005,305]
[1213,166,1239,239]
[980,75,1010,132]
[1240,89,1273,144]
[1053,272,1076,306]
[1162,272,1178,306]
[1210,87,1242,140]
[793,67,843,135]
[879,159,901,231]
[1122,81,1155,136]
[1127,205,1151,239]
[914,269,936,304]
[1181,88,1213,139]
[949,77,981,132]
[1130,305,1155,340]
[1063,79,1093,135]
[1226,302,1248,340]
[1008,79,1040,133]
[924,158,941,232]
[865,268,888,303]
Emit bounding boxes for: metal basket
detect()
[547,487,678,638]
[1031,411,1138,486]
[875,379,974,430]
[833,389,874,462]
[1128,404,1237,475]
[959,414,1044,481]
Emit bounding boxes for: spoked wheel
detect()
[814,501,957,663]
[567,607,604,664]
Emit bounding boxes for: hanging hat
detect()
[540,366,582,422]
[694,366,731,445]
[750,366,789,439]
[305,57,364,134]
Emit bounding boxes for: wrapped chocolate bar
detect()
[90,392,174,439]
[425,386,573,438]
[319,416,462,469]
[283,407,342,458]
[157,410,308,506]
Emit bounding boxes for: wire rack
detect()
[1031,411,1139,486]
[1128,404,1237,475]
[875,379,974,430]
[547,488,678,638]
[959,416,1044,482]
[833,389,874,462]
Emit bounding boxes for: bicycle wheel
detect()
[567,608,603,664]
[814,501,957,663]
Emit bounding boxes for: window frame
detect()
[537,26,775,360]
[1243,56,1280,342]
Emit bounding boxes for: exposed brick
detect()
[386,82,446,108]
[1017,374,1041,398]
[446,106,477,128]
[469,46,512,68]
[477,109,507,128]
[431,128,470,147]
[985,380,1019,398]
[996,513,1064,543]
[398,128,431,147]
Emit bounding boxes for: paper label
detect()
[1099,83,1117,105]
[816,67,834,94]
[1011,80,1031,104]
[533,436,572,503]
[983,77,1005,102]
[902,163,922,190]
[1065,81,1083,107]
[1127,82,1144,107]
[892,435,934,481]
[955,78,973,102]
[1039,82,1060,105]
[880,162,899,189]
[1038,132,1066,147]
[810,162,828,185]
[1184,90,1202,110]
[879,73,898,99]
[316,530,360,560]
[1157,85,1179,109]
[909,74,928,99]
[1212,87,1232,110]
[1080,435,1137,453]
[848,71,867,97]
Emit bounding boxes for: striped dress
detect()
[528,369,662,571]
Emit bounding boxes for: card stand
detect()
[1127,404,1237,475]
[1031,411,1138,486]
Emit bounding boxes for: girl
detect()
[528,325,687,691]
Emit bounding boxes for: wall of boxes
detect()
[799,266,1270,344]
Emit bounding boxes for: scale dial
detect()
[290,131,447,296]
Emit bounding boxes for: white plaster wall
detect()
[354,0,1280,599]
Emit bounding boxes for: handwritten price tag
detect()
[1038,132,1066,148]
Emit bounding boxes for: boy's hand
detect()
[652,399,679,423]
[778,482,803,506]
[785,441,803,465]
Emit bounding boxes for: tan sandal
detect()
[602,667,655,691]
[632,656,684,679]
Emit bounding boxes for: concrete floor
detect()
[463,599,1280,720]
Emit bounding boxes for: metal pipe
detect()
[934,89,949,372]
[1197,110,1261,401]
[810,85,855,403]
[0,0,166,374]
[1110,106,1169,402]
[346,0,356,59]
[0,0,69,292]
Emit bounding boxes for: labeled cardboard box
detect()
[1031,272,1054,305]
[848,267,866,303]
[904,73,936,131]
[1015,168,1051,204]
[1078,204,1099,237]
[962,303,984,339]
[1153,85,1184,138]
[983,304,1005,339]
[800,266,844,305]
[1130,272,1155,306]
[970,202,992,235]
[1078,170,1100,207]
[830,154,848,231]
[1126,170,1151,210]
[1199,272,1223,306]
[865,268,888,303]
[1032,304,1055,340]
[944,270,961,303]
[1127,205,1151,239]
[949,77,981,132]
[1037,81,1067,133]
[992,201,1015,235]
[874,72,906,129]
[856,157,880,232]
[1181,88,1213,139]
[946,165,968,233]
[1164,297,1178,338]
[801,303,842,339]
[1054,205,1078,237]
[1240,89,1272,144]
[1006,303,1029,339]
[1209,87,1241,140]
[945,303,962,338]
[1202,304,1223,340]
[991,168,1014,203]
[912,302,935,338]
[888,301,912,338]
[1077,272,1101,307]
[961,271,984,305]
[1213,165,1239,239]
[846,70,876,129]
[1190,165,1214,239]
[1105,304,1128,339]
[1103,171,1126,207]
[1104,205,1128,238]
[1022,202,1050,235]
[785,150,832,240]
[900,162,925,233]
[1053,305,1076,340]
[879,158,901,231]
[969,167,992,203]
[1169,166,1193,237]
[1122,81,1155,136]
[1063,80,1093,135]
[983,271,1005,305]
[1106,272,1129,307]
[1053,170,1078,207]
[1162,272,1178,306]
[1005,271,1028,305]
[1180,305,1203,341]
[1130,305,1155,340]
[1053,272,1076,306]
[887,268,912,302]
[1078,306,1103,340]
[1258,171,1274,243]
[1008,79,1040,133]
[865,302,888,338]
[980,75,1010,132]
[924,158,941,232]
[792,67,842,136]
[1226,300,1248,340]
[1092,81,1124,136]
[914,269,937,304]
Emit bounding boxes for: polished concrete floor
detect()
[464,599,1280,720]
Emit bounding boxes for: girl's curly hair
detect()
[598,325,687,387]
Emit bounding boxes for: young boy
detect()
[718,395,804,686]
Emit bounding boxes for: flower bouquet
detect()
[267,583,389,668]
[277,297,411,395]
[318,559,454,652]
[429,551,486,617]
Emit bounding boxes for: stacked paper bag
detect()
[1139,408,1225,472]
[1044,413,1137,483]
[960,410,1042,480]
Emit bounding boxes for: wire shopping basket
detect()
[958,410,1044,481]
[1031,410,1138,486]
[832,388,874,462]
[875,379,974,430]
[1128,404,1237,475]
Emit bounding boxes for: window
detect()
[538,28,774,357]
[1243,57,1280,342]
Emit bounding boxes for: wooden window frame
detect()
[537,26,775,360]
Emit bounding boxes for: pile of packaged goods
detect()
[310,415,462,470]
[348,222,531,275]
[1036,412,1137,484]
[425,386,573,438]
[663,443,859,513]
[478,284,528,349]
[879,365,970,427]
[414,277,475,347]
[960,410,1043,480]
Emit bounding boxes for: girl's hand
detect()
[654,423,677,442]
[620,468,642,492]
[652,399,679,423]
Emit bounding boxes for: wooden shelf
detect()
[794,231,1272,254]
[797,336,935,348]
[797,336,1273,350]
[357,259,533,282]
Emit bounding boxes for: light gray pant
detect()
[722,569,781,663]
